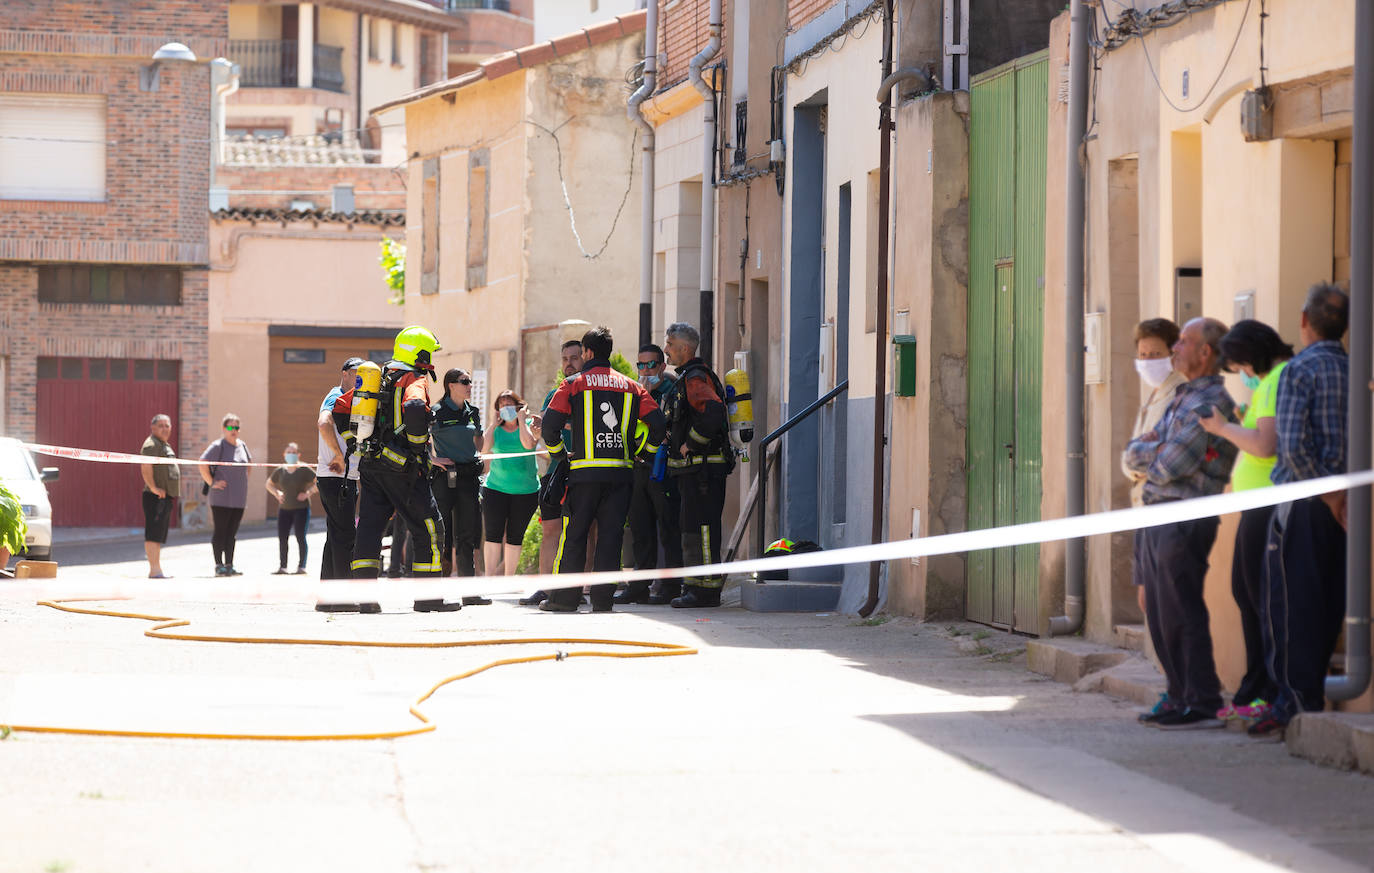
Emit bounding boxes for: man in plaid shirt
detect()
[1254,283,1350,737]
[1124,317,1238,729]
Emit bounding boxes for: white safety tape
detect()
[21,442,547,469]
[5,468,1371,605]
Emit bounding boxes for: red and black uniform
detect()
[349,364,453,610]
[541,358,666,609]
[662,357,732,603]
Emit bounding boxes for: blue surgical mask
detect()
[284,453,299,465]
[1242,373,1261,392]
[645,374,660,388]
[499,405,519,423]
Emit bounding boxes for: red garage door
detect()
[36,357,180,527]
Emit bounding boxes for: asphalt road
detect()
[1,528,1372,873]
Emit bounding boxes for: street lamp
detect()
[139,42,198,92]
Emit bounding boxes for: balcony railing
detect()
[445,0,511,10]
[228,39,345,93]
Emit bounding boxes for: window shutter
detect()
[0,93,107,202]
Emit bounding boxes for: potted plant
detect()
[0,481,26,574]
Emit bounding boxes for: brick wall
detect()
[658,0,729,91]
[216,164,407,211]
[788,0,836,32]
[0,265,211,462]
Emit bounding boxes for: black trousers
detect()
[351,466,444,579]
[1230,506,1277,705]
[1265,496,1346,722]
[210,505,245,568]
[277,507,309,569]
[549,479,632,608]
[317,477,357,580]
[1141,515,1223,712]
[676,467,727,589]
[629,462,682,582]
[433,470,482,576]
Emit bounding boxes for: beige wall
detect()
[402,72,527,388]
[651,94,707,333]
[228,5,280,40]
[1047,0,1370,710]
[888,91,970,619]
[208,218,405,522]
[361,18,420,123]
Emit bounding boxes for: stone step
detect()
[1286,712,1374,775]
[737,580,842,613]
[1026,637,1132,685]
[1113,623,1145,652]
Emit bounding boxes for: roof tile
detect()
[549,30,591,57]
[583,19,622,44]
[616,10,648,33]
[515,41,557,68]
[480,51,521,80]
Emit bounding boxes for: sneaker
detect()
[293,567,308,575]
[1216,703,1240,721]
[519,590,549,606]
[413,599,462,613]
[1247,715,1286,738]
[461,596,492,606]
[227,566,243,576]
[314,601,382,614]
[1156,707,1222,730]
[214,564,230,577]
[539,600,579,613]
[1236,698,1272,720]
[1138,694,1177,725]
[273,567,289,575]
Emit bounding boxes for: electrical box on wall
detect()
[1175,267,1202,325]
[893,334,917,396]
[1241,87,1274,142]
[1084,312,1105,384]
[1234,291,1255,323]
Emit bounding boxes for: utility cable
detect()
[2,599,694,742]
[1133,0,1254,114]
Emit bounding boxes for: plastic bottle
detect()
[651,443,669,482]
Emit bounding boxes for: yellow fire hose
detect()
[6,599,696,742]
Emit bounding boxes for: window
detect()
[391,23,402,66]
[282,349,327,364]
[467,149,490,289]
[226,125,287,140]
[368,18,380,60]
[0,93,107,202]
[38,265,181,305]
[367,350,391,364]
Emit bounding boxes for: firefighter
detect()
[539,326,666,612]
[661,322,733,608]
[342,325,458,614]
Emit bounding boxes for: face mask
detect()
[284,453,299,465]
[1241,372,1262,391]
[1135,357,1173,389]
[645,374,660,388]
[499,406,519,423]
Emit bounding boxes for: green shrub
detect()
[516,510,543,574]
[0,482,26,556]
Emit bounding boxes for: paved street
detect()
[1,528,1372,873]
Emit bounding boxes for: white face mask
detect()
[1135,357,1173,389]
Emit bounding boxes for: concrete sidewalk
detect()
[3,532,1372,872]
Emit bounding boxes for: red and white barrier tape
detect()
[4,468,1371,605]
[21,442,546,469]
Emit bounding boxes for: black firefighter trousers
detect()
[548,479,632,609]
[351,465,445,579]
[676,466,727,589]
[317,476,357,580]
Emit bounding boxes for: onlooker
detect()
[1198,319,1294,724]
[316,358,362,581]
[431,368,487,603]
[199,413,252,577]
[1252,283,1350,737]
[521,339,583,605]
[1121,318,1184,617]
[618,342,683,604]
[482,389,540,576]
[139,413,179,579]
[1124,317,1238,729]
[267,442,317,574]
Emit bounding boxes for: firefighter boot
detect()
[612,582,652,605]
[647,581,682,605]
[670,584,721,609]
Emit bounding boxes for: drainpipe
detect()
[1328,0,1373,702]
[209,58,240,195]
[688,0,722,364]
[628,0,659,348]
[1049,0,1090,636]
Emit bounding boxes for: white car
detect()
[0,437,59,562]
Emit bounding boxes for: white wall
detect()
[533,0,639,42]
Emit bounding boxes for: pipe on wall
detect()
[1327,0,1373,702]
[1049,0,1090,636]
[628,0,659,348]
[688,0,723,365]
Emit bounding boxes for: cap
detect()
[443,367,468,384]
[342,357,366,371]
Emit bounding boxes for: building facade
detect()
[0,2,226,529]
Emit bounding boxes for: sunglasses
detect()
[636,361,663,370]
[225,425,241,431]
[450,378,472,386]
